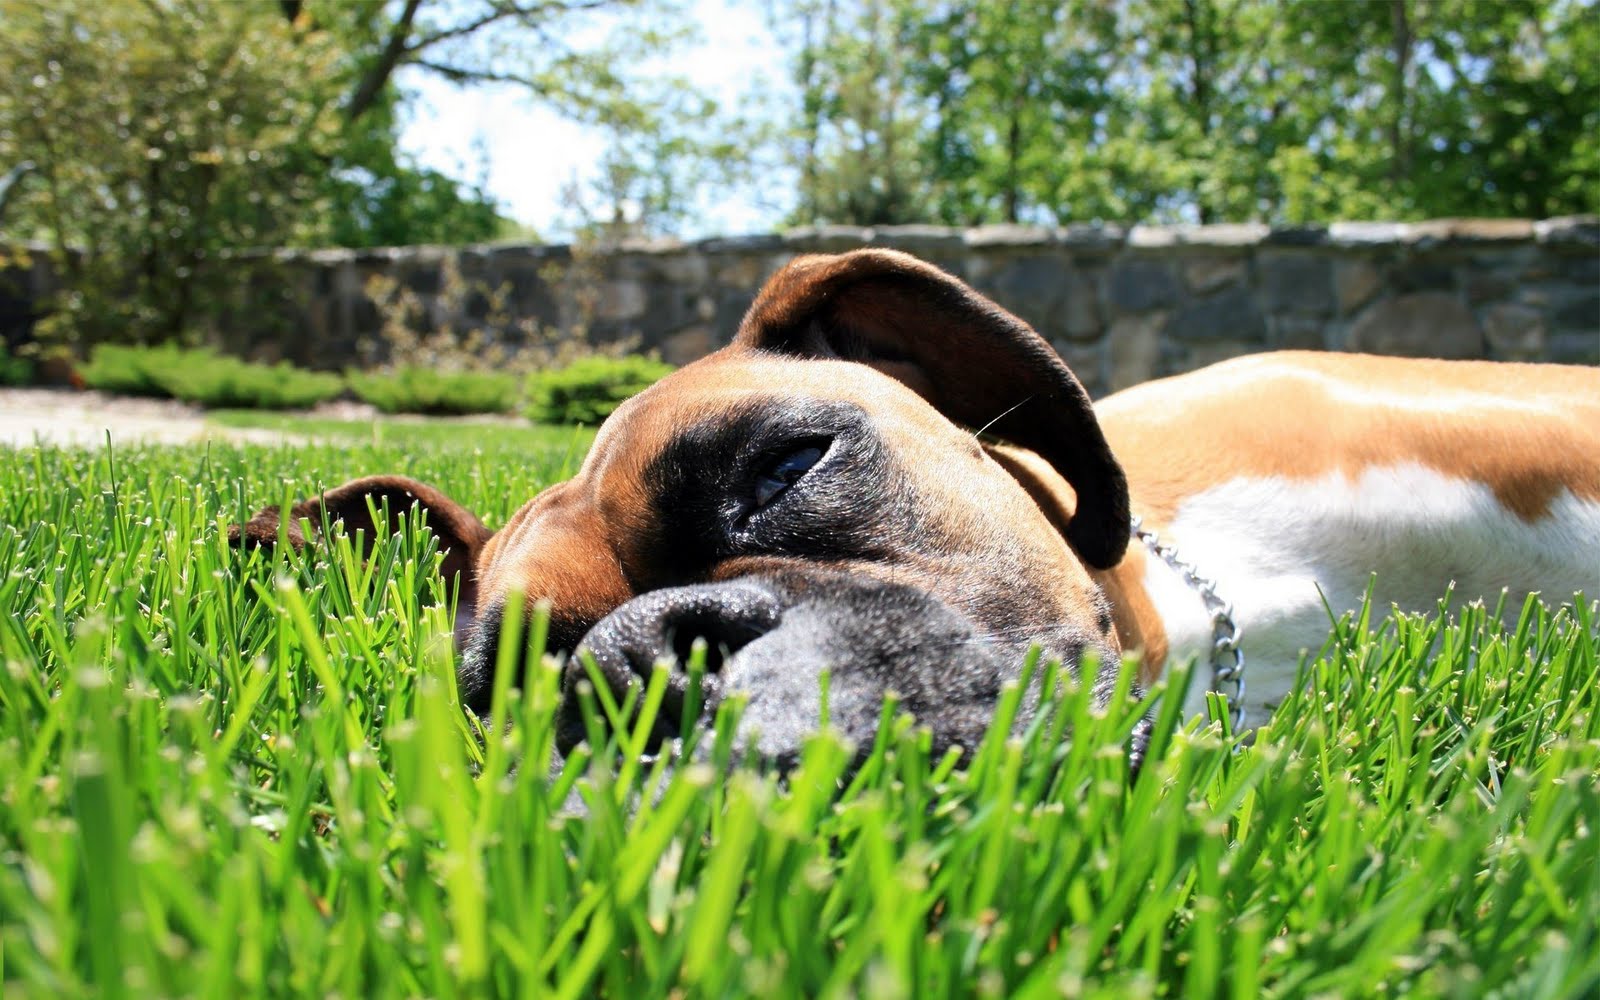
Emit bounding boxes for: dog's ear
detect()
[229,475,494,642]
[733,249,1129,568]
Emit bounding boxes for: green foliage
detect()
[777,0,1600,225]
[0,343,33,386]
[1,434,1599,995]
[524,354,674,425]
[0,0,712,351]
[346,365,522,416]
[80,344,343,409]
[77,344,193,398]
[0,0,347,349]
[155,355,345,410]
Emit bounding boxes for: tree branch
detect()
[345,0,426,122]
[404,0,614,54]
[412,59,538,87]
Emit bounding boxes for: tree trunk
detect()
[1183,0,1214,223]
[1389,0,1413,184]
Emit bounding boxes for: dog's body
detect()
[235,250,1600,761]
[1094,350,1600,719]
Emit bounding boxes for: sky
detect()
[393,0,789,240]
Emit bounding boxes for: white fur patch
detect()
[1144,463,1600,721]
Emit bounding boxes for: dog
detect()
[233,249,1600,765]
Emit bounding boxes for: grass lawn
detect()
[1,431,1597,998]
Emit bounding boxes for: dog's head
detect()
[235,250,1142,766]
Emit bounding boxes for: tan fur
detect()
[482,353,1116,650]
[1097,352,1600,528]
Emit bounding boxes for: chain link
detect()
[1130,517,1246,732]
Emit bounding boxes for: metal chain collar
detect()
[1130,516,1246,732]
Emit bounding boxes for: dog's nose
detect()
[558,582,783,753]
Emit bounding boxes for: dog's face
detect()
[234,250,1142,766]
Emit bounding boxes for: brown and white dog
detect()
[234,250,1600,763]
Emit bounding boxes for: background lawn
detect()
[0,433,1596,998]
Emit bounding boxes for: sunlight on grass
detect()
[1,438,1596,997]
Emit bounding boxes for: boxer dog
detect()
[232,249,1600,766]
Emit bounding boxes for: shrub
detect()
[524,354,675,425]
[78,343,189,397]
[346,366,521,416]
[79,344,344,409]
[1,344,35,386]
[155,353,345,410]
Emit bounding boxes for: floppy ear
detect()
[229,475,494,643]
[733,249,1130,568]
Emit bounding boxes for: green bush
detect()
[79,344,344,409]
[157,354,344,410]
[77,343,187,397]
[524,354,675,425]
[346,366,521,416]
[0,344,35,386]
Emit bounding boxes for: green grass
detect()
[1,434,1597,998]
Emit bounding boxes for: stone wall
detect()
[5,217,1597,396]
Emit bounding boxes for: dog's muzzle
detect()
[553,570,1116,769]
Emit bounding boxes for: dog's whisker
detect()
[973,395,1034,439]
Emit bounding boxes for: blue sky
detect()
[393,0,788,239]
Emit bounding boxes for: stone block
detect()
[1056,223,1126,252]
[1051,339,1106,397]
[1258,252,1334,316]
[1334,259,1383,314]
[1552,293,1599,331]
[1407,218,1535,244]
[697,234,784,253]
[712,254,770,288]
[594,280,648,322]
[963,224,1054,248]
[1165,286,1266,343]
[1268,315,1328,350]
[783,226,870,251]
[1107,258,1180,313]
[1183,256,1246,294]
[1059,268,1103,340]
[1130,223,1267,249]
[1107,311,1166,392]
[1261,225,1328,246]
[1560,253,1600,285]
[1347,292,1483,358]
[1482,303,1545,360]
[1328,221,1410,245]
[1388,259,1455,294]
[980,255,1098,340]
[1171,340,1263,374]
[660,325,716,365]
[1545,330,1600,364]
[870,225,965,253]
[1534,216,1600,247]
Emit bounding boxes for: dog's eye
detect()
[754,444,825,508]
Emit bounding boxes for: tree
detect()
[769,0,1599,227]
[777,0,936,225]
[0,0,348,348]
[0,0,716,351]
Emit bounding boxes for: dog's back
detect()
[1095,351,1600,717]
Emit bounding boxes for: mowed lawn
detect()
[1,422,1597,999]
